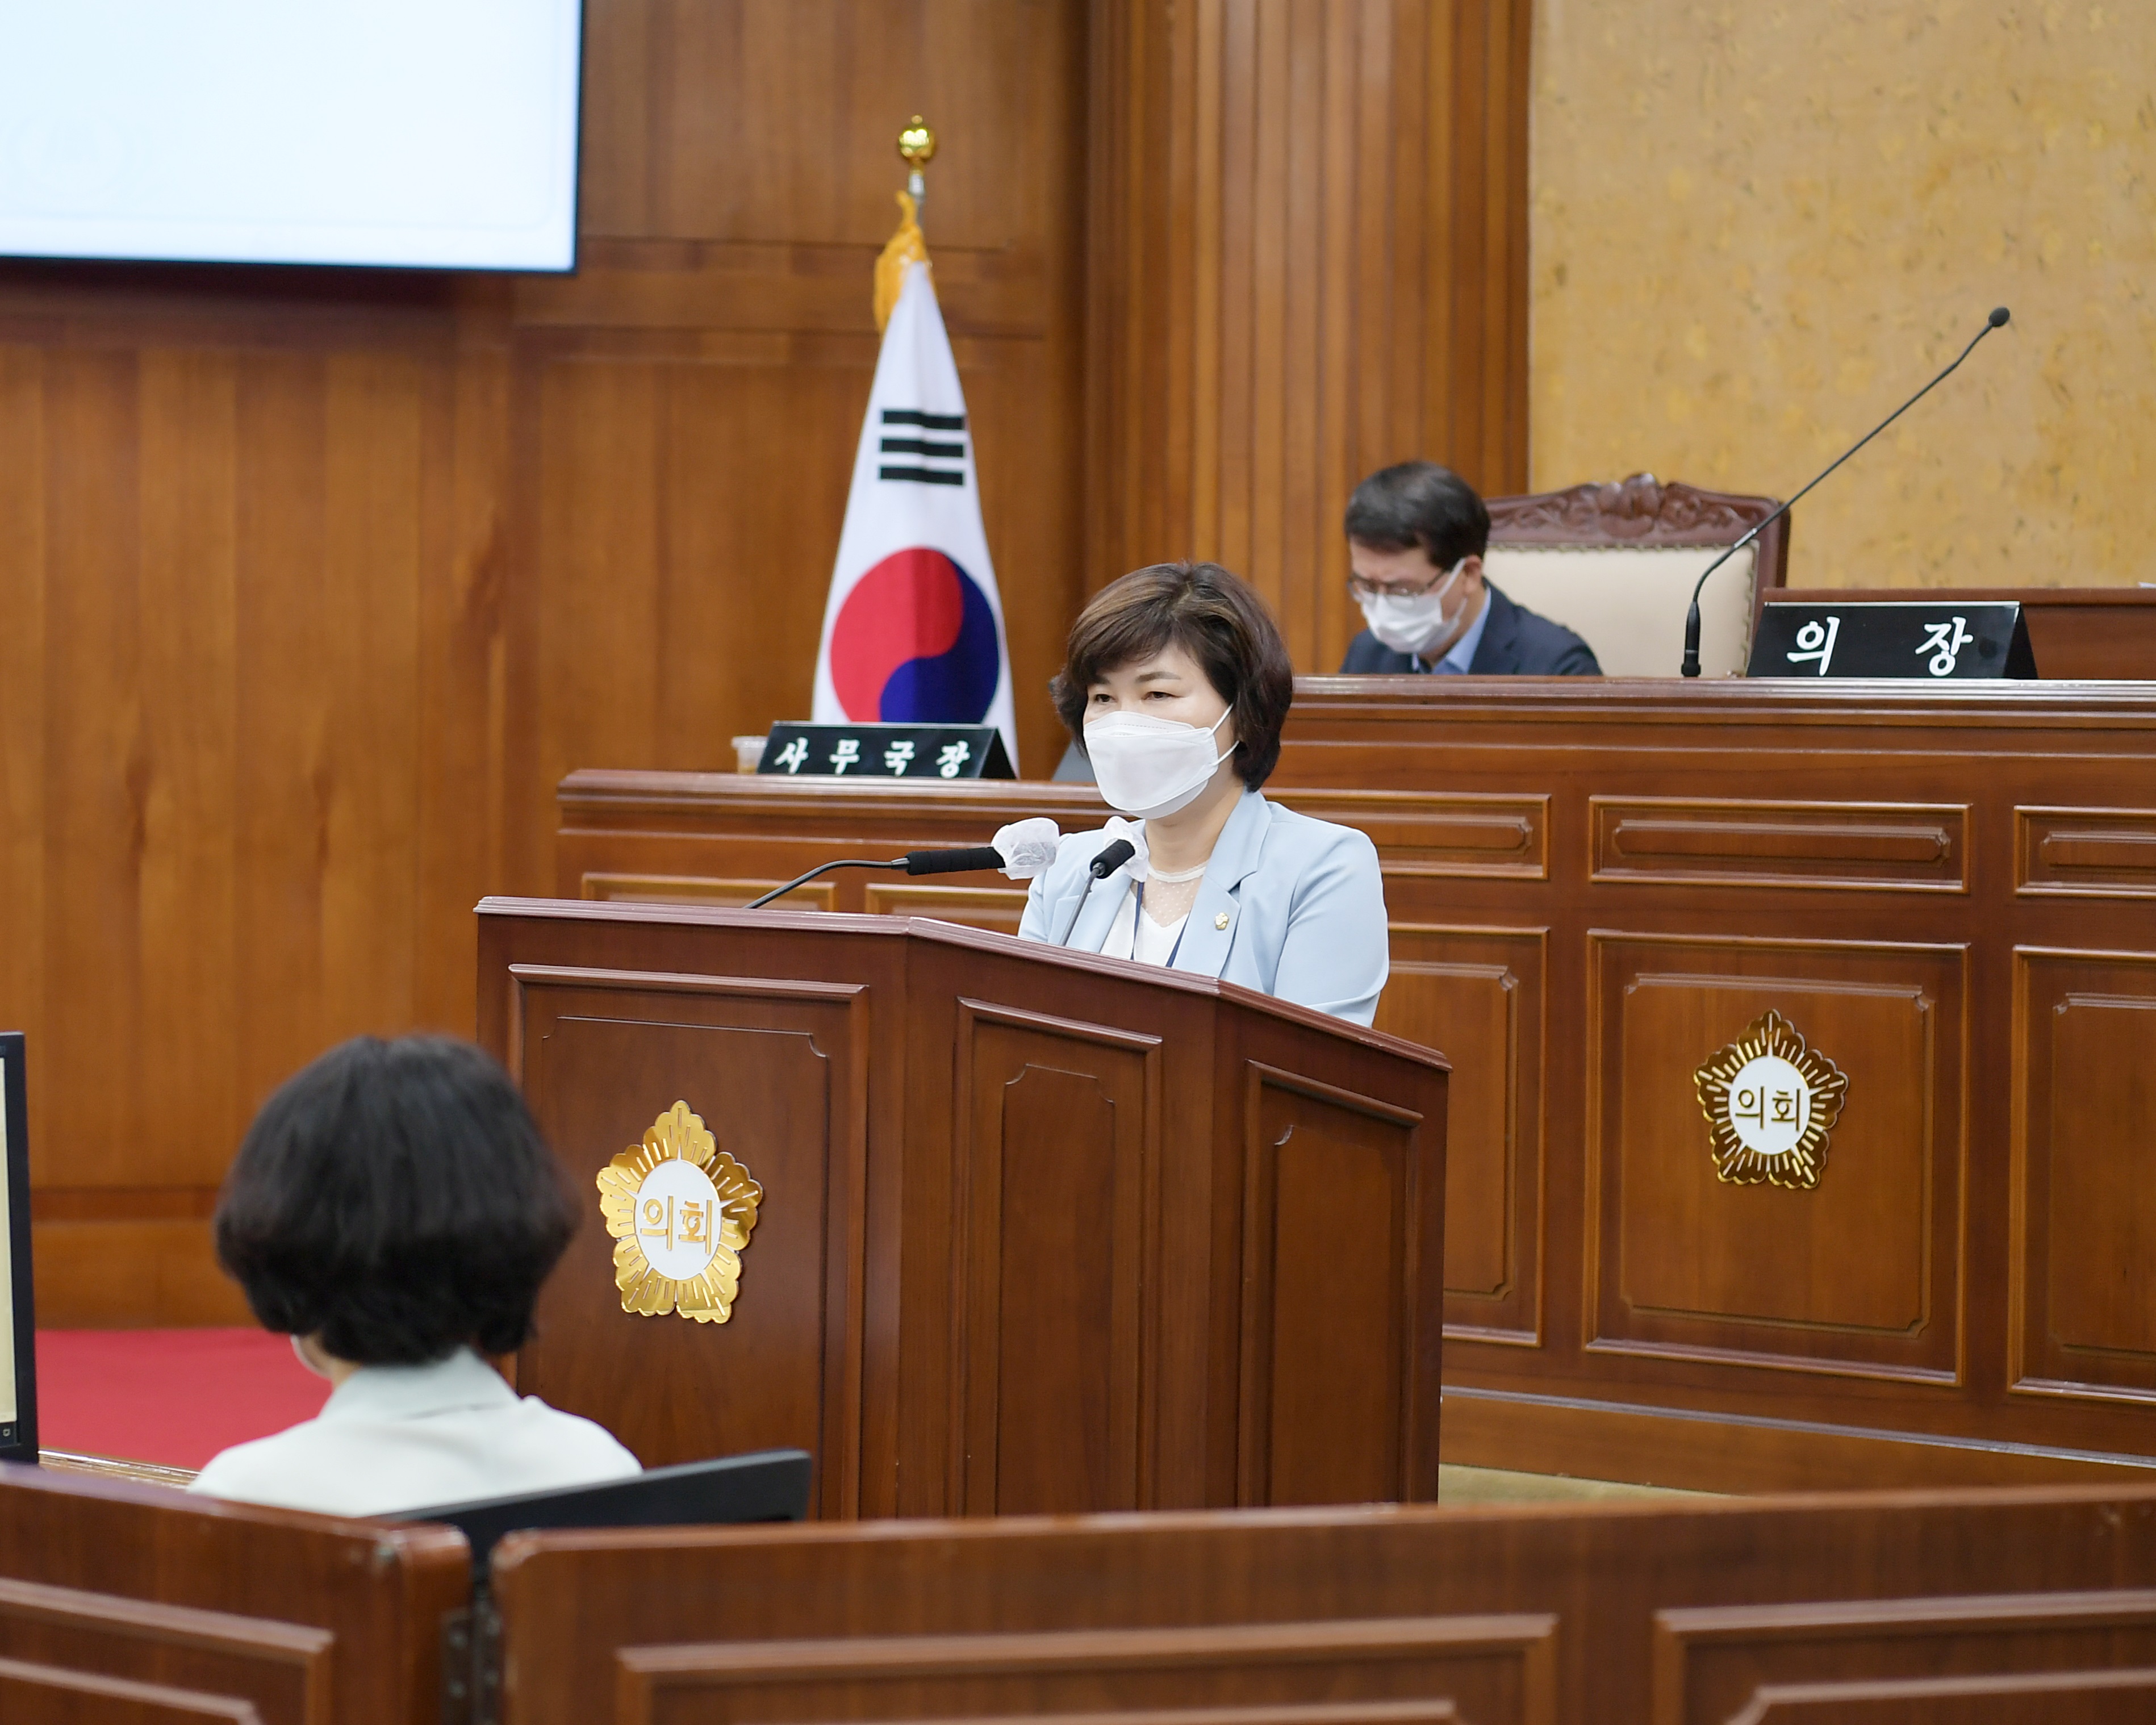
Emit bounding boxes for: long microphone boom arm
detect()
[1679,306,2011,677]
[743,845,1008,909]
[743,857,908,909]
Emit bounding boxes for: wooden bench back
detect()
[0,1460,468,1725]
[491,1488,2156,1725]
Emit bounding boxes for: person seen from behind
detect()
[190,1035,638,1517]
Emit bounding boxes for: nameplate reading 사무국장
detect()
[756,722,1015,780]
[1746,602,2037,680]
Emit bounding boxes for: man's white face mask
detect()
[1083,708,1234,821]
[1355,558,1468,659]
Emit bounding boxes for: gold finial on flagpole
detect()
[897,116,937,204]
[875,117,937,332]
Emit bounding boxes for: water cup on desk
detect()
[733,736,767,773]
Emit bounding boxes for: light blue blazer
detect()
[1018,788,1390,1025]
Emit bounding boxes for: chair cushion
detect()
[1484,544,1759,678]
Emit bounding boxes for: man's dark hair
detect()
[214,1035,577,1366]
[1050,561,1294,789]
[1343,461,1490,569]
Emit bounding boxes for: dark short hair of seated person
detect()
[1343,460,1490,567]
[214,1035,577,1365]
[1050,559,1294,788]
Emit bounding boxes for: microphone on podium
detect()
[899,846,1006,876]
[1089,839,1138,879]
[1679,307,2011,678]
[745,818,1063,909]
[1047,837,1142,949]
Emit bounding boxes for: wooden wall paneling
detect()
[952,1003,1158,1515]
[1085,0,1531,673]
[1585,933,1966,1384]
[1376,926,1543,1344]
[507,964,871,1508]
[0,276,512,1325]
[2012,948,2156,1406]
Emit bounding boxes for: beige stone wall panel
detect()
[1531,0,2155,587]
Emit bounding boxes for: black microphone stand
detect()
[743,858,908,910]
[745,845,1011,909]
[1679,307,2011,677]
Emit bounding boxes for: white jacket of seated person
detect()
[188,1345,640,1518]
[1018,786,1389,1026]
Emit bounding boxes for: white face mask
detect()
[1356,559,1467,659]
[1083,708,1234,821]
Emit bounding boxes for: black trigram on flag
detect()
[879,408,966,486]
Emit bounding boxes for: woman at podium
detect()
[1019,561,1389,1025]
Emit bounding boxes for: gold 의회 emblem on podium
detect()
[598,1102,762,1321]
[1693,1009,1848,1189]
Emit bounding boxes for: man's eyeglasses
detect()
[1346,565,1455,602]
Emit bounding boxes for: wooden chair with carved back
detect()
[1482,473,1790,677]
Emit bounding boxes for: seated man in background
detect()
[1339,460,1601,676]
[191,1035,640,1517]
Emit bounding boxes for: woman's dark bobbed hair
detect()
[214,1035,578,1366]
[1050,561,1295,789]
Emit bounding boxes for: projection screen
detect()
[0,1,583,272]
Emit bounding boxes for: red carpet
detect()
[37,1329,332,1471]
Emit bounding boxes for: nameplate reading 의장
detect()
[757,722,1015,780]
[1746,601,2037,680]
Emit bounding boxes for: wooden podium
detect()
[476,897,1448,1520]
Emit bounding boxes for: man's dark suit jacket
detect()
[1338,581,1602,676]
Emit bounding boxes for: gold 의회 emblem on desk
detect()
[598,1102,762,1321]
[1694,1009,1848,1189]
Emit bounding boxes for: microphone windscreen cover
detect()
[991,816,1062,879]
[1989,306,2011,327]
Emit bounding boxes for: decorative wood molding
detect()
[1591,797,1966,892]
[1487,473,1791,586]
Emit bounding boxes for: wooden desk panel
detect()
[558,679,2156,1488]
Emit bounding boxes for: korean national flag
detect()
[810,260,1018,764]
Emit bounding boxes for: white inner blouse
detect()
[1097,857,1205,968]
